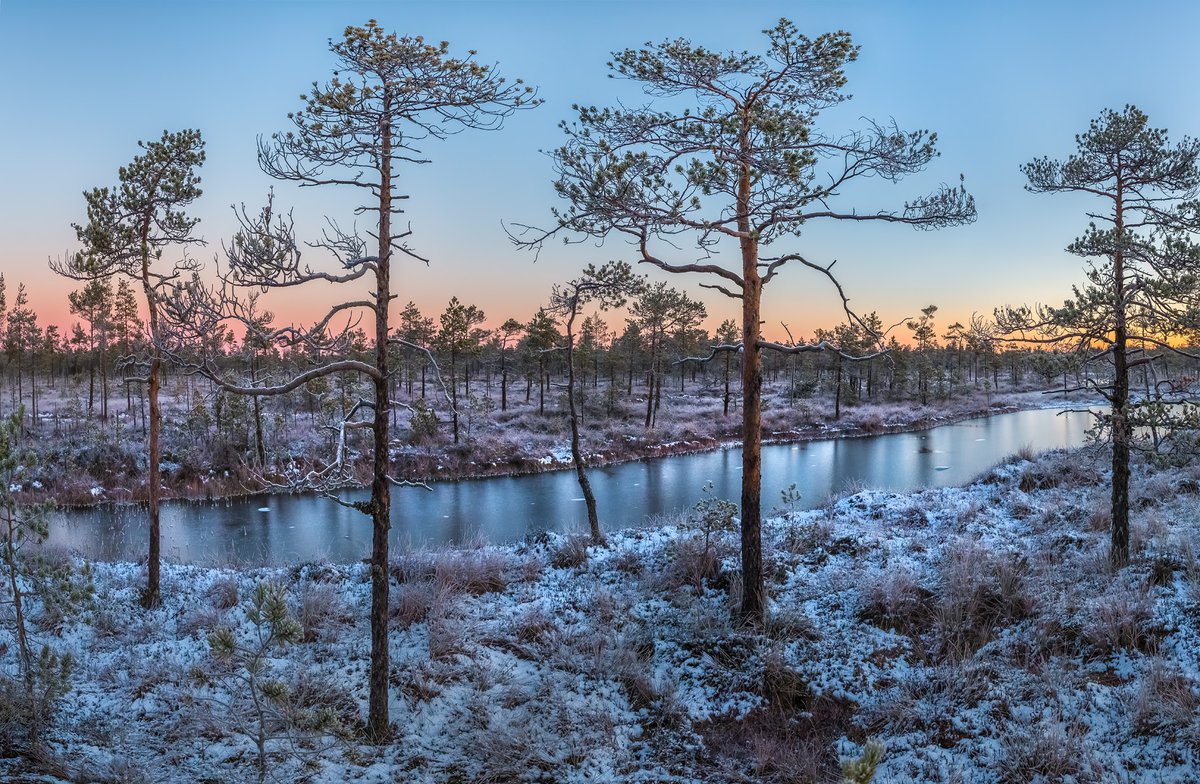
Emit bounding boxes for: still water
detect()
[49,407,1093,564]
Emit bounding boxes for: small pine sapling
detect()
[841,738,886,784]
[683,481,739,589]
[408,399,439,444]
[0,409,91,757]
[693,481,739,558]
[197,581,345,783]
[780,483,803,520]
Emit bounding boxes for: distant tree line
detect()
[5,271,1199,453]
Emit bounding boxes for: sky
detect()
[2,0,1200,343]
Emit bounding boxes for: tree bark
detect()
[736,114,765,623]
[142,233,163,608]
[1110,182,1130,568]
[740,270,763,623]
[566,313,603,544]
[367,109,393,741]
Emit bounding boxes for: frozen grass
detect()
[5,446,1200,781]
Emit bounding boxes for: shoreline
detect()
[53,391,1100,511]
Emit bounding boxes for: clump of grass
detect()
[426,617,469,661]
[608,548,643,575]
[177,606,224,639]
[657,537,722,593]
[550,536,589,569]
[996,714,1101,784]
[433,550,509,596]
[858,566,934,637]
[297,583,344,643]
[390,580,441,628]
[761,649,813,714]
[206,576,239,610]
[1128,658,1198,736]
[1082,588,1158,656]
[864,662,992,739]
[929,541,1032,661]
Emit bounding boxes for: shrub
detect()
[841,739,886,784]
[408,399,440,444]
[195,581,344,783]
[0,410,90,758]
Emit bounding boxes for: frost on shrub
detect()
[646,485,738,593]
[692,481,737,546]
[193,581,346,783]
[0,409,91,757]
[408,399,440,444]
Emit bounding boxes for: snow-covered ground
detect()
[3,445,1197,782]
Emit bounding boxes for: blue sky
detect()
[2,0,1199,338]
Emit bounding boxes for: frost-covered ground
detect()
[4,445,1198,783]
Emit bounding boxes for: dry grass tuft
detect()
[996,714,1101,784]
[298,583,344,643]
[929,542,1032,661]
[433,550,509,596]
[1128,658,1199,736]
[205,576,239,610]
[858,566,934,637]
[390,580,442,628]
[177,606,224,639]
[1082,588,1159,656]
[550,536,589,569]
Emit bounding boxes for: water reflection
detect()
[49,407,1093,564]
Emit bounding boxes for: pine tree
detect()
[169,21,537,738]
[999,106,1200,567]
[528,20,974,621]
[436,298,487,444]
[56,129,205,608]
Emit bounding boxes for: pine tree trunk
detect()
[1110,196,1131,568]
[4,518,40,753]
[450,350,459,444]
[566,314,603,544]
[145,343,162,607]
[141,229,164,609]
[501,357,508,411]
[367,113,394,741]
[723,353,731,417]
[740,269,763,623]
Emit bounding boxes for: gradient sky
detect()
[3,0,1200,342]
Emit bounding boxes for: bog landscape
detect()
[1,5,1199,783]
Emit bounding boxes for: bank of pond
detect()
[49,407,1093,564]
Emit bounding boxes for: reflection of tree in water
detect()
[51,410,1094,563]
